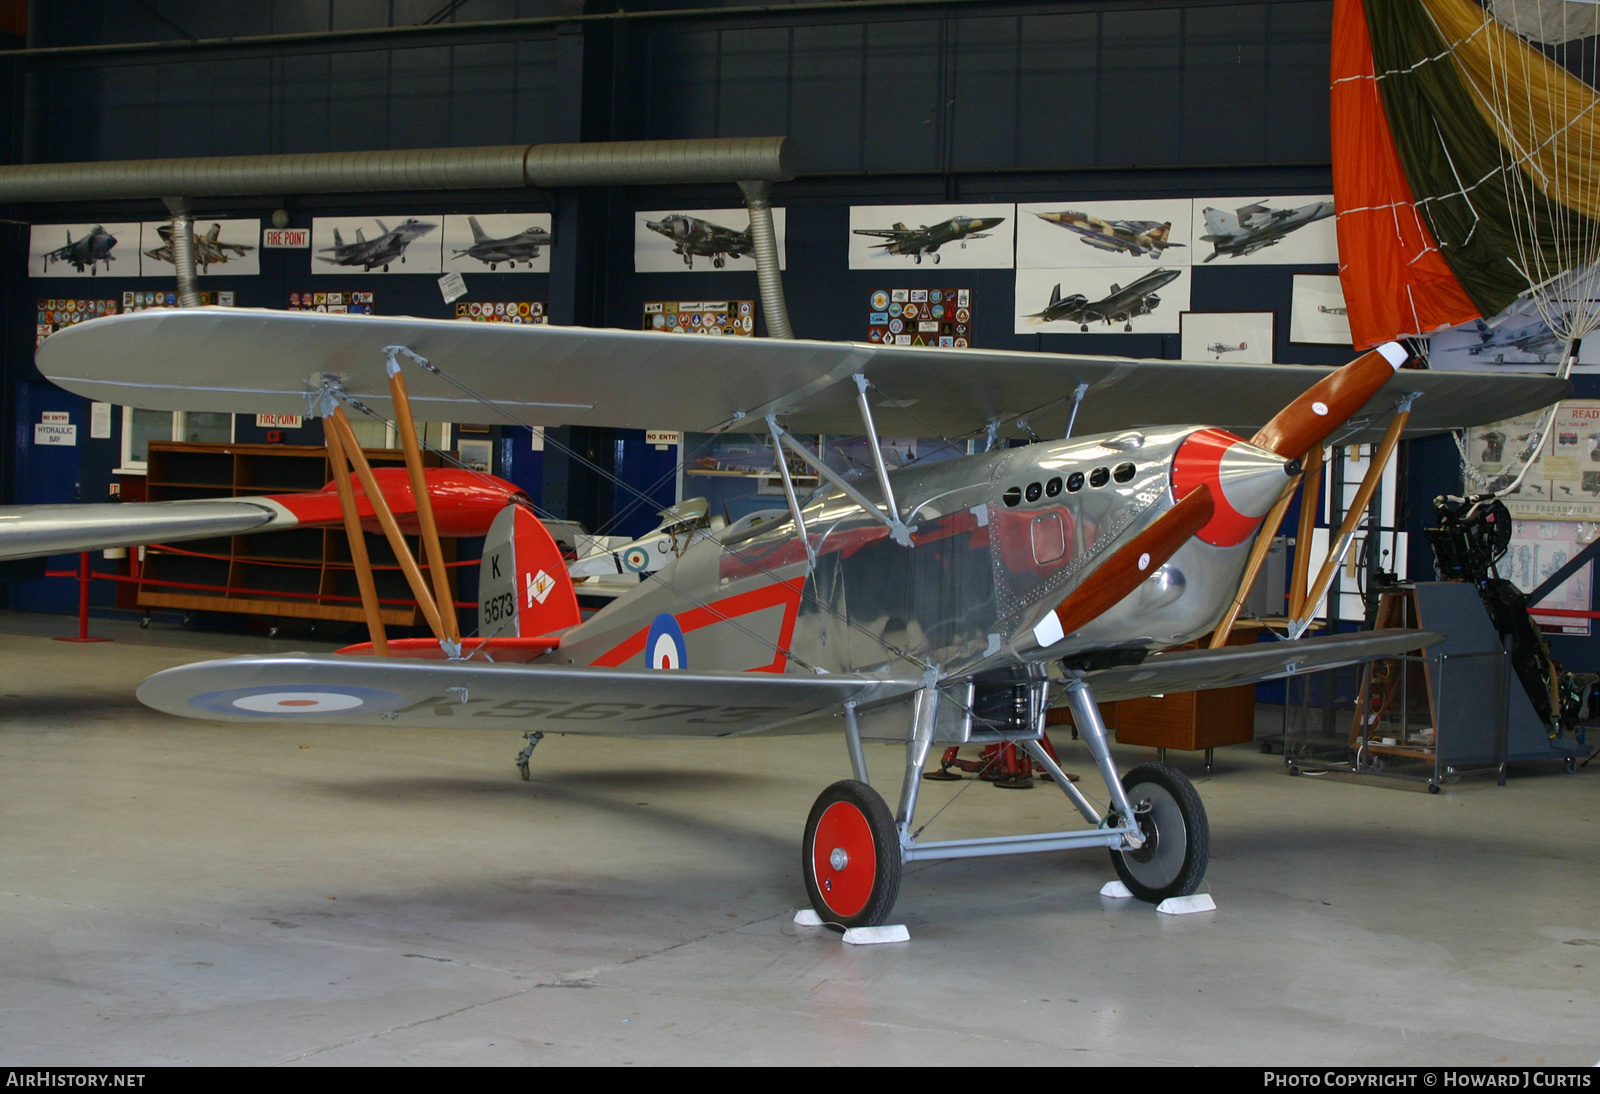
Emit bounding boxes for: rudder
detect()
[478,504,581,639]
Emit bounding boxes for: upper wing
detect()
[0,499,278,561]
[1080,628,1442,703]
[37,308,1569,444]
[136,654,921,738]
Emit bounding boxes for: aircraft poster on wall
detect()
[29,222,141,278]
[1015,200,1191,269]
[1013,266,1190,335]
[1289,274,1353,345]
[1505,519,1592,635]
[442,214,552,273]
[139,219,261,278]
[634,208,786,273]
[1464,400,1600,520]
[1431,313,1600,373]
[867,287,972,346]
[1190,194,1338,265]
[847,204,1013,270]
[310,216,441,274]
[1179,311,1273,363]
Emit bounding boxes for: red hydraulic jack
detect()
[924,733,1073,790]
[53,552,112,644]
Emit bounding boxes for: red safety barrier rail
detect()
[46,551,476,641]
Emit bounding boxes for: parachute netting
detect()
[1424,0,1600,493]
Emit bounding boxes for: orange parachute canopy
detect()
[1331,0,1480,348]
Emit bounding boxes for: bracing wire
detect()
[1423,0,1600,498]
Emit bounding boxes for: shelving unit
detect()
[138,442,452,627]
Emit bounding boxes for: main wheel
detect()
[1108,762,1209,903]
[802,779,902,928]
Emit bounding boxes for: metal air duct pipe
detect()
[0,138,796,202]
[738,179,793,340]
[162,197,202,308]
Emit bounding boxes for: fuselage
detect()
[555,427,1291,686]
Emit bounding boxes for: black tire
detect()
[1108,762,1209,903]
[802,779,902,928]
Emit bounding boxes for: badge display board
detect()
[36,298,119,346]
[1465,400,1600,520]
[868,288,972,347]
[125,290,234,312]
[287,291,376,314]
[455,301,547,324]
[644,300,755,336]
[1506,519,1594,635]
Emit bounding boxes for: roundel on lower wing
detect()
[645,613,688,670]
[622,546,652,572]
[189,685,407,717]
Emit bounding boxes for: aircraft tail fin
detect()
[1049,283,1061,306]
[891,222,909,232]
[205,224,221,243]
[1200,207,1237,240]
[374,219,390,235]
[468,216,488,243]
[355,227,367,243]
[332,227,345,247]
[477,503,582,640]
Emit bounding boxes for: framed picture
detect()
[457,438,493,473]
[457,423,491,434]
[1179,311,1275,363]
[1289,274,1353,345]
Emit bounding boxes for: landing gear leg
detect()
[515,731,544,781]
[802,683,936,927]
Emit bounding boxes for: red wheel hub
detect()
[811,801,878,918]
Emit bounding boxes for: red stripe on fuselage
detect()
[590,577,806,672]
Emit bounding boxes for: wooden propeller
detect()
[1050,483,1214,639]
[1249,342,1408,460]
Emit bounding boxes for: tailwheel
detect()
[1108,762,1209,903]
[803,779,902,928]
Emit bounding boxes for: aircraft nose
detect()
[1172,428,1296,547]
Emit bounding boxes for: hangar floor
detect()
[1,614,1596,1067]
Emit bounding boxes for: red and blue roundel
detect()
[189,684,407,717]
[646,613,687,670]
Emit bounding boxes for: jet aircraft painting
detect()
[849,204,1014,269]
[312,217,440,274]
[449,216,552,271]
[38,225,120,276]
[142,222,258,274]
[645,214,752,269]
[1022,267,1184,332]
[1198,199,1336,262]
[852,215,1005,264]
[1033,210,1182,260]
[1449,318,1564,363]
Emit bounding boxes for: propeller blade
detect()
[1040,483,1215,644]
[1250,342,1409,459]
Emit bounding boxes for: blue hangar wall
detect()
[5,0,1590,667]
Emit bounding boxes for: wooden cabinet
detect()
[1098,627,1264,754]
[138,442,452,627]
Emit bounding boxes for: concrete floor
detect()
[1,614,1597,1066]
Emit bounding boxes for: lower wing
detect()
[137,655,922,739]
[1080,628,1443,703]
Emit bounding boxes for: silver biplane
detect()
[37,312,1565,927]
